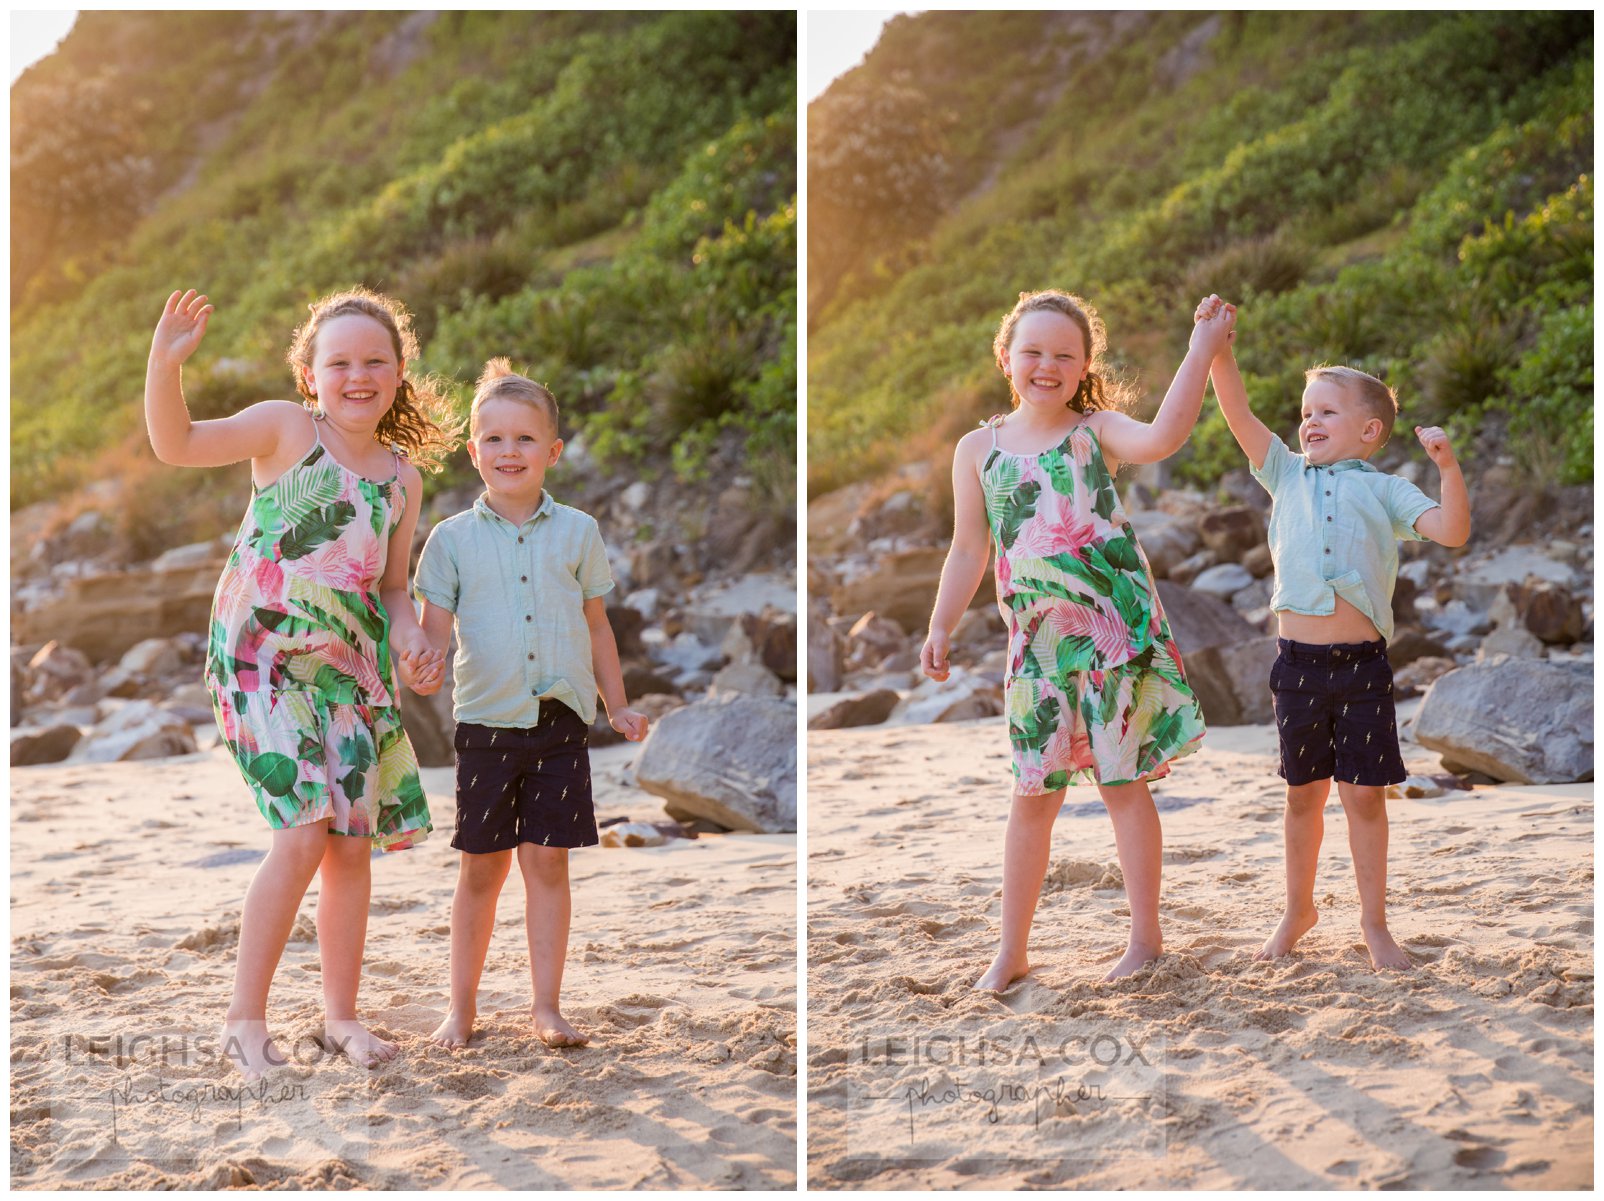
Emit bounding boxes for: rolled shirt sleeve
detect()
[1387,476,1439,542]
[578,518,615,600]
[413,524,460,612]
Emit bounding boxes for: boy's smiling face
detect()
[468,396,562,506]
[1299,378,1384,464]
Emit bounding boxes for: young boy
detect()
[404,358,648,1047]
[1198,296,1470,970]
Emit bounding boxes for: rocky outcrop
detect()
[634,695,796,833]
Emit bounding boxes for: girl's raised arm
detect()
[1092,304,1234,472]
[145,290,300,468]
[920,429,994,681]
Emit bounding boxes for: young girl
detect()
[144,287,458,1079]
[920,289,1232,986]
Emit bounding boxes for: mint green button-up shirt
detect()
[414,491,614,727]
[1250,434,1437,641]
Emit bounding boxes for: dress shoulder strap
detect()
[978,414,1007,451]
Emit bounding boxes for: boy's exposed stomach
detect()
[1275,596,1382,644]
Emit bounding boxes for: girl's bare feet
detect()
[533,1005,588,1048]
[429,1008,477,1049]
[1254,907,1319,960]
[323,1019,399,1068]
[1362,922,1413,970]
[974,953,1031,993]
[1103,940,1161,981]
[218,1018,289,1082]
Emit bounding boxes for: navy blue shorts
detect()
[452,707,597,853]
[1269,638,1406,788]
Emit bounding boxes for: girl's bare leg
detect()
[976,788,1066,992]
[430,850,513,1047]
[222,822,329,1080]
[317,832,399,1066]
[1337,781,1411,970]
[518,844,587,1046]
[1098,779,1165,979]
[1255,779,1329,959]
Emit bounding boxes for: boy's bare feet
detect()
[428,1009,477,1049]
[1362,922,1413,970]
[974,953,1031,993]
[322,1019,399,1068]
[534,1005,589,1048]
[1103,940,1162,982]
[1254,907,1319,960]
[218,1018,289,1082]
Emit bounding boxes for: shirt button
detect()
[1325,548,1331,554]
[525,615,532,622]
[521,575,528,582]
[517,537,524,544]
[531,688,538,696]
[1326,516,1333,522]
[527,653,533,661]
[1325,490,1332,496]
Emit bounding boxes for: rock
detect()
[1386,775,1447,799]
[399,688,455,768]
[118,637,186,677]
[721,609,797,682]
[889,670,1004,725]
[622,587,662,620]
[845,612,908,669]
[952,605,1007,651]
[708,661,784,698]
[11,724,84,766]
[620,481,651,512]
[1155,581,1260,656]
[807,602,843,693]
[1393,656,1456,698]
[1197,506,1265,559]
[25,641,93,702]
[151,539,228,571]
[652,632,724,675]
[600,821,666,848]
[14,555,226,664]
[630,540,686,590]
[1427,600,1492,638]
[1229,577,1273,613]
[1126,511,1199,578]
[77,701,199,762]
[634,696,796,833]
[1241,543,1275,578]
[605,604,645,660]
[99,668,144,700]
[1454,546,1577,610]
[831,548,992,631]
[681,573,796,647]
[633,693,687,723]
[1386,628,1452,668]
[1476,625,1545,662]
[1184,635,1278,725]
[1192,563,1254,601]
[1167,549,1218,587]
[1415,660,1593,784]
[1510,577,1586,645]
[808,689,901,730]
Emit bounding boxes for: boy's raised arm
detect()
[1209,342,1274,471]
[1410,426,1472,548]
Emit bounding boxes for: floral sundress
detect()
[204,423,430,850]
[982,416,1205,794]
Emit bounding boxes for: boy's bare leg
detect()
[1256,779,1329,960]
[519,844,588,1047]
[318,832,401,1066]
[1338,782,1412,970]
[1099,780,1164,980]
[976,788,1066,992]
[222,822,328,1080]
[430,850,513,1047]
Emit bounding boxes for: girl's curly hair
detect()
[992,289,1134,413]
[286,287,462,471]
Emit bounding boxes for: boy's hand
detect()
[398,646,445,695]
[1415,425,1458,470]
[920,630,952,682]
[1192,294,1237,348]
[151,290,213,365]
[1189,297,1235,356]
[609,707,649,742]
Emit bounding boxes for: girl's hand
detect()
[609,707,649,742]
[1190,295,1236,353]
[151,290,214,365]
[398,646,445,695]
[920,629,953,682]
[1415,425,1458,470]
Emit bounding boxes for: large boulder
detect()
[1185,636,1279,725]
[1414,660,1593,784]
[634,695,796,833]
[888,669,1004,725]
[1155,581,1260,656]
[807,601,843,693]
[13,556,226,664]
[1125,511,1199,578]
[1197,506,1265,560]
[830,548,993,631]
[11,724,84,766]
[808,689,900,731]
[77,701,199,762]
[1510,577,1586,645]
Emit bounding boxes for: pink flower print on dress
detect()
[1011,490,1097,563]
[1046,598,1132,662]
[1068,425,1096,467]
[250,548,286,608]
[1017,757,1047,796]
[296,540,357,591]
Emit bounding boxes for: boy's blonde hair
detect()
[1306,364,1398,444]
[992,290,1133,413]
[470,358,560,436]
[286,287,462,472]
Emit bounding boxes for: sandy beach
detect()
[11,741,796,1190]
[805,705,1593,1189]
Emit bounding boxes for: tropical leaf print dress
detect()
[982,417,1205,794]
[204,425,430,850]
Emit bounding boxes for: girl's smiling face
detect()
[1299,378,1384,464]
[467,396,563,503]
[304,314,401,427]
[1000,310,1089,410]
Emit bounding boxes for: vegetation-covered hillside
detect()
[12,11,795,552]
[808,11,1591,496]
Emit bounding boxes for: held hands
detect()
[151,290,214,366]
[1191,293,1236,354]
[609,707,650,742]
[919,629,952,682]
[398,645,446,696]
[1415,425,1459,470]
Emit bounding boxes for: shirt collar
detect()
[473,489,554,529]
[1300,455,1379,475]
